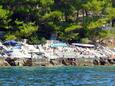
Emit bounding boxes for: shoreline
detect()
[0,57,115,67]
[0,64,115,68]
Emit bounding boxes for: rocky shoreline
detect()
[0,57,115,67]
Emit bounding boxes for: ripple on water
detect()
[0,66,115,86]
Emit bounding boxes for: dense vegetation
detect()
[0,0,115,44]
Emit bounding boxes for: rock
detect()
[99,58,106,65]
[93,59,99,65]
[62,59,68,65]
[5,58,16,66]
[23,58,32,66]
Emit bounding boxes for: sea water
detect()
[0,66,115,86]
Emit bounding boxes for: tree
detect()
[82,0,115,43]
[0,6,11,29]
[15,21,38,38]
[0,0,114,44]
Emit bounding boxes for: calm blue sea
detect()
[0,66,115,86]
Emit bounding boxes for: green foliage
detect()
[58,31,79,42]
[28,35,46,44]
[98,30,109,39]
[87,18,108,29]
[0,6,9,19]
[109,27,115,36]
[65,25,81,32]
[0,0,114,44]
[83,0,105,13]
[80,38,91,44]
[39,0,54,6]
[88,29,113,43]
[42,11,63,20]
[106,8,115,19]
[4,34,17,40]
[15,21,38,38]
[0,6,11,29]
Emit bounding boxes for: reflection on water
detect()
[0,66,115,86]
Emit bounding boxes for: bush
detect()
[28,35,46,45]
[4,34,16,40]
[80,38,90,44]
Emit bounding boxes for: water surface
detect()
[0,66,115,86]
